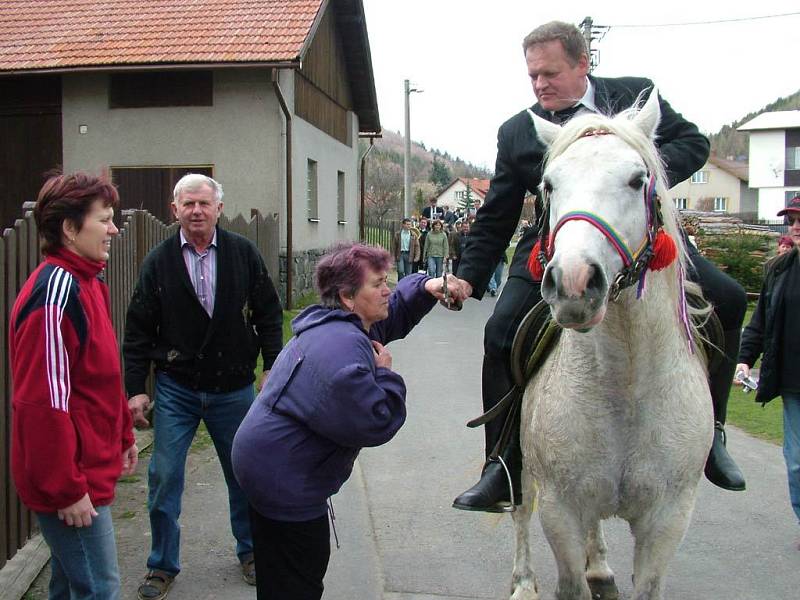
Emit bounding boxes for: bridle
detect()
[534,129,665,302]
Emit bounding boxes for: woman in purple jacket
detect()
[232,241,464,600]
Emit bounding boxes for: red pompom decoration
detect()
[528,240,545,281]
[649,229,677,271]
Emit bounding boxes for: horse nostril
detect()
[542,264,559,299]
[586,263,607,295]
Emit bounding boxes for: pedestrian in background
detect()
[737,197,800,550]
[124,174,283,599]
[392,217,420,280]
[232,241,465,600]
[11,172,137,599]
[423,219,449,277]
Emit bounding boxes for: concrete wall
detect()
[62,69,285,220]
[747,130,785,189]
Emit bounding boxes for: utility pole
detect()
[403,79,422,218]
[579,16,609,72]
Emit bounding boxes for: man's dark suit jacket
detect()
[457,76,710,298]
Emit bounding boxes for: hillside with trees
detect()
[709,88,800,160]
[360,129,491,220]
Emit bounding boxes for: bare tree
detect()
[366,160,403,220]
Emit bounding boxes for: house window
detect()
[454,191,464,200]
[786,147,800,170]
[674,198,688,210]
[713,197,727,212]
[691,171,708,184]
[109,71,213,108]
[307,159,319,221]
[110,165,213,223]
[337,171,346,224]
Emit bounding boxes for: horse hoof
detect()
[588,576,619,600]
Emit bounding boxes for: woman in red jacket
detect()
[10,172,137,599]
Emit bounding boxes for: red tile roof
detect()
[460,177,490,199]
[0,0,323,72]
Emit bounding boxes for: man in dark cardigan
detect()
[451,21,747,513]
[123,174,282,599]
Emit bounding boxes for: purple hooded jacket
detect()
[232,274,436,521]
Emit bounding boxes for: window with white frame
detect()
[454,190,465,200]
[307,159,318,221]
[674,197,688,210]
[337,171,346,224]
[713,197,727,212]
[786,147,800,170]
[691,171,708,184]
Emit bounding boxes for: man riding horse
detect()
[451,20,746,513]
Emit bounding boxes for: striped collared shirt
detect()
[180,229,217,316]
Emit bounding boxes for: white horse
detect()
[509,90,713,600]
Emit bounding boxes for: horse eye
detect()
[628,176,645,190]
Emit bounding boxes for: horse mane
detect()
[543,108,711,350]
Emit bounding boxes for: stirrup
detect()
[488,454,516,513]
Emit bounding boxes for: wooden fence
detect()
[364,216,398,252]
[0,207,279,572]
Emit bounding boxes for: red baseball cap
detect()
[777,195,800,216]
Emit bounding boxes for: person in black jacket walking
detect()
[451,20,746,513]
[737,197,800,543]
[124,174,282,599]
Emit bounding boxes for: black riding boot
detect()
[452,356,522,512]
[704,328,746,491]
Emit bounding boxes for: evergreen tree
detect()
[458,182,474,215]
[429,156,452,191]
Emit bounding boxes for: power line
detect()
[609,11,799,28]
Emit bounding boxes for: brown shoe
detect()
[137,570,175,600]
[241,557,256,586]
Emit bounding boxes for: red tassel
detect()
[528,240,545,281]
[649,229,677,271]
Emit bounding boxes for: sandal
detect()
[137,570,175,600]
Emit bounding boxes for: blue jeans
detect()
[36,505,120,599]
[147,372,255,575]
[782,393,800,523]
[426,256,443,277]
[397,251,412,280]
[487,262,504,294]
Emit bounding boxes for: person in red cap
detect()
[738,195,800,549]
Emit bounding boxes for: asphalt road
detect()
[25,283,800,600]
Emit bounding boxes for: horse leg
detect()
[585,522,618,600]
[510,469,539,600]
[539,493,592,600]
[629,492,697,600]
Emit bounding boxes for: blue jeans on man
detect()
[487,261,505,296]
[397,251,413,280]
[782,393,800,524]
[37,505,121,599]
[147,372,255,575]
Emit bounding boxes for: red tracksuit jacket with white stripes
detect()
[10,248,134,513]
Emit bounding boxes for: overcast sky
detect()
[362,0,799,170]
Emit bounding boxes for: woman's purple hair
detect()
[315,242,392,308]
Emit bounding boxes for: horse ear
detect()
[632,87,661,139]
[527,109,560,147]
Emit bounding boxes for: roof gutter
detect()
[358,133,381,241]
[0,61,302,77]
[272,67,296,310]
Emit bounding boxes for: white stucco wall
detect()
[758,187,791,220]
[62,69,285,224]
[291,111,360,251]
[747,130,785,189]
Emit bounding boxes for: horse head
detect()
[529,89,683,331]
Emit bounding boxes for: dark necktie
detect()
[552,103,583,125]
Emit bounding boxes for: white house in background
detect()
[670,156,756,215]
[435,177,490,214]
[738,110,800,219]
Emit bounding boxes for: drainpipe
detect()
[272,68,293,309]
[359,135,377,241]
